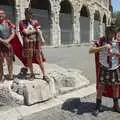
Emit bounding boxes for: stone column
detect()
[100,18,103,37]
[73,11,80,44]
[106,17,110,26]
[50,8,61,46]
[20,0,29,20]
[90,13,94,41]
[15,0,21,30]
[15,0,23,43]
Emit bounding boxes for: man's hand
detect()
[3,40,9,44]
[1,39,11,48]
[112,52,120,57]
[104,44,111,49]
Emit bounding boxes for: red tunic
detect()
[9,19,46,67]
[18,19,45,66]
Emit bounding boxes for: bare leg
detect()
[27,48,34,79]
[113,84,119,98]
[36,53,50,83]
[112,83,120,113]
[0,58,4,82]
[36,53,46,76]
[6,56,13,80]
[92,83,104,116]
[97,83,104,99]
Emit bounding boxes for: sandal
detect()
[7,76,14,81]
[0,79,4,83]
[28,74,35,80]
[17,68,28,79]
[43,76,50,83]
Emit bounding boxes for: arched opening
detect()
[108,18,111,25]
[80,5,90,43]
[31,0,51,45]
[0,0,15,22]
[94,11,101,40]
[102,14,107,36]
[59,0,73,45]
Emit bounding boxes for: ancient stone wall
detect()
[0,0,112,46]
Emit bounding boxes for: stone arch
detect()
[31,0,51,12]
[80,5,90,43]
[102,14,107,36]
[94,10,101,40]
[59,0,74,45]
[31,0,51,45]
[103,14,107,23]
[0,0,15,22]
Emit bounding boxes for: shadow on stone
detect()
[61,98,112,115]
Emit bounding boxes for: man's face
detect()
[116,32,120,42]
[25,11,32,20]
[0,12,5,21]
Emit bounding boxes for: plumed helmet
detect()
[24,8,32,15]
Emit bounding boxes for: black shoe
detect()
[92,109,99,117]
[113,106,120,113]
[92,107,103,117]
[17,68,28,79]
[27,74,35,80]
[43,76,50,83]
[113,98,120,113]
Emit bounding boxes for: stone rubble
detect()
[0,63,89,106]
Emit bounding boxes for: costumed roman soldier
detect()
[89,25,120,116]
[18,8,49,82]
[0,9,15,82]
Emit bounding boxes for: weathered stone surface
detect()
[23,80,53,105]
[2,63,89,106]
[11,79,53,105]
[17,0,111,46]
[0,81,24,106]
[35,64,89,95]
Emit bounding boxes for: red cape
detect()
[95,53,120,98]
[10,34,45,67]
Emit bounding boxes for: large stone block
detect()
[11,78,56,106]
[23,80,53,105]
[9,63,89,106]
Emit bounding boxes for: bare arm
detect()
[0,37,4,42]
[7,31,15,42]
[89,45,107,54]
[0,30,15,44]
[112,52,120,58]
[36,28,45,44]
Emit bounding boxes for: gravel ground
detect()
[23,94,120,120]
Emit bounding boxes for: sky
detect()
[112,0,120,11]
